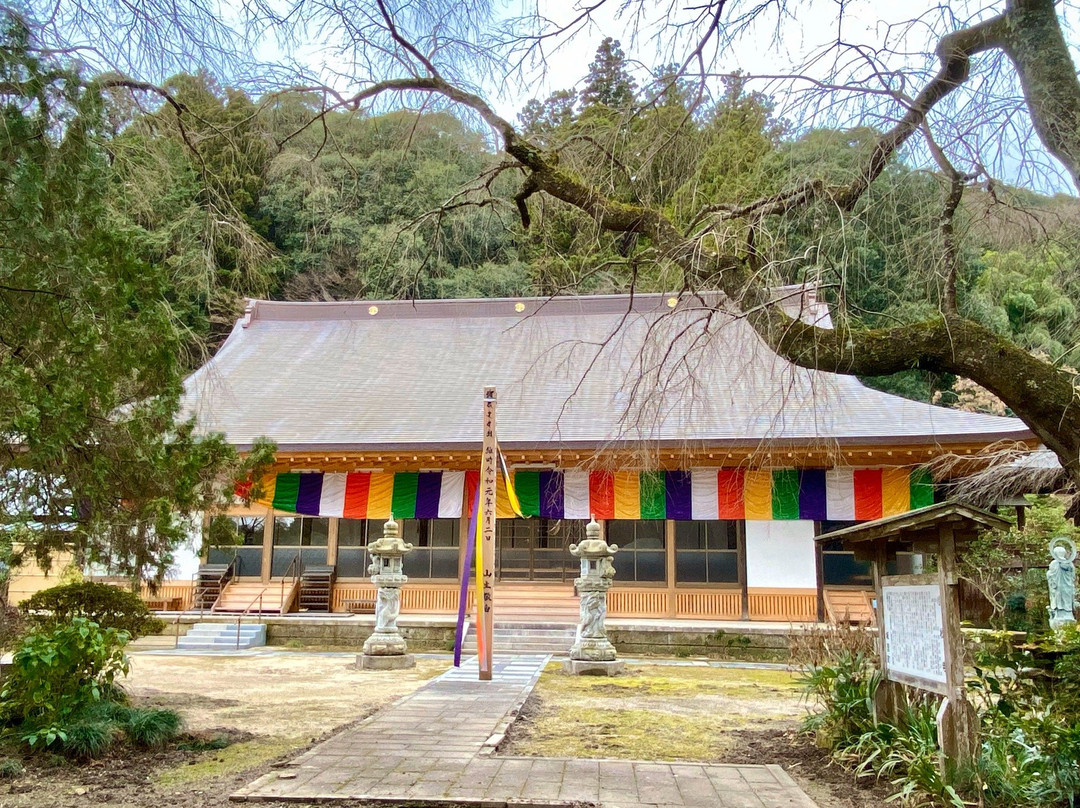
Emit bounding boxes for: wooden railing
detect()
[139,581,195,611]
[675,590,742,619]
[332,583,468,614]
[327,582,818,622]
[747,588,818,621]
[608,588,669,618]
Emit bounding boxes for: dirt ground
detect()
[0,650,450,808]
[501,662,893,808]
[1,653,892,808]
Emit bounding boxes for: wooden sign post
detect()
[478,386,497,681]
[818,503,1009,778]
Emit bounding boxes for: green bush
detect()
[799,650,879,747]
[115,706,182,748]
[802,629,1080,808]
[20,581,164,639]
[0,617,131,735]
[0,618,183,758]
[0,757,23,778]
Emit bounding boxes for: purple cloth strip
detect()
[453,483,481,667]
[415,471,443,519]
[539,470,564,519]
[798,469,828,520]
[295,473,323,515]
[665,470,693,520]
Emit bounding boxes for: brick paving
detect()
[232,654,817,807]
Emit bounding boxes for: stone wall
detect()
[608,626,794,661]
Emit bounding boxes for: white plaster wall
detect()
[744,520,818,589]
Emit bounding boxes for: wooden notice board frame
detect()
[818,501,1010,773]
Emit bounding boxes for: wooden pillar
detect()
[665,519,677,618]
[814,522,826,623]
[870,539,906,725]
[326,517,339,566]
[260,508,274,582]
[737,521,749,620]
[936,524,979,772]
[478,386,498,681]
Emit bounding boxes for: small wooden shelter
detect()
[818,502,1009,771]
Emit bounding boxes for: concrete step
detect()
[462,621,577,654]
[175,622,267,650]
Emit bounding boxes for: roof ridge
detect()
[242,286,820,324]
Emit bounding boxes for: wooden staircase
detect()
[193,563,233,610]
[488,582,580,622]
[213,579,298,615]
[299,565,335,612]
[823,588,876,626]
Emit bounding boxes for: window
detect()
[675,520,739,584]
[272,516,329,575]
[206,515,264,576]
[605,520,666,582]
[336,519,381,578]
[402,519,460,579]
[819,520,918,585]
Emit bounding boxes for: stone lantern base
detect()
[357,653,416,670]
[562,659,625,676]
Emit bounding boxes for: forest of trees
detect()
[93,36,1080,406]
[5,10,1080,572]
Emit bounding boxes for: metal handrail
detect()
[280,554,302,613]
[235,587,268,650]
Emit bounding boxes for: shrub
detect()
[117,707,182,748]
[0,757,23,778]
[0,617,131,734]
[20,581,164,639]
[0,619,182,758]
[798,649,879,748]
[802,626,1080,808]
[61,715,117,760]
[0,604,25,651]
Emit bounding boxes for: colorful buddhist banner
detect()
[242,467,933,522]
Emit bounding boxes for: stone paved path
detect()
[233,654,817,807]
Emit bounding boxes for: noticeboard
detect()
[880,581,948,695]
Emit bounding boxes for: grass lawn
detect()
[503,662,806,761]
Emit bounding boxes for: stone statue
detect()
[579,590,607,639]
[374,586,401,634]
[358,514,416,669]
[565,516,624,674]
[1047,537,1077,630]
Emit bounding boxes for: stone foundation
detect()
[357,653,416,670]
[607,625,794,661]
[563,659,625,676]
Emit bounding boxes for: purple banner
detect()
[295,473,323,515]
[539,470,564,519]
[665,470,693,520]
[453,484,481,667]
[798,469,828,521]
[414,471,443,519]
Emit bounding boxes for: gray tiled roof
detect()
[180,291,1034,452]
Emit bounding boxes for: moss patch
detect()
[505,664,805,762]
[155,736,301,786]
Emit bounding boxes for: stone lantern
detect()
[358,514,416,670]
[564,517,625,675]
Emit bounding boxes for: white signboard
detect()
[881,583,947,692]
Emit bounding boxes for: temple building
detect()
[178,289,1035,622]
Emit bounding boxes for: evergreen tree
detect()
[0,15,264,579]
[579,38,637,110]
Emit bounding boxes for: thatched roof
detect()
[944,449,1070,509]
